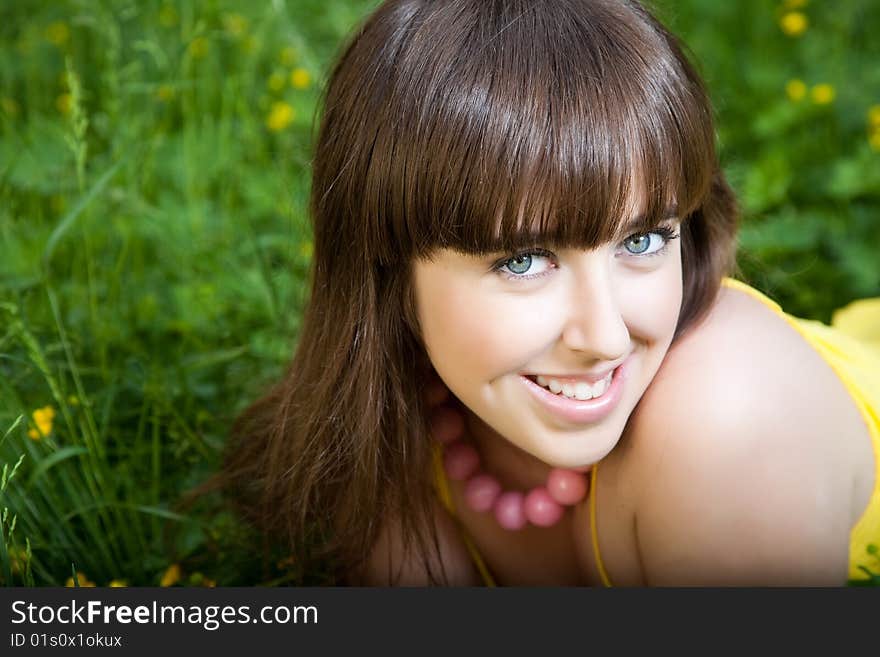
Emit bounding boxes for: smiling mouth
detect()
[518,358,628,426]
[522,372,614,401]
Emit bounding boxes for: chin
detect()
[521,420,627,470]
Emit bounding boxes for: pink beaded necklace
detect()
[434,406,589,531]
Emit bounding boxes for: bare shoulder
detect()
[353,500,482,586]
[617,283,863,585]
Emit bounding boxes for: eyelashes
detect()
[620,226,679,257]
[491,247,556,281]
[490,227,680,281]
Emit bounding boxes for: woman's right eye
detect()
[492,249,556,281]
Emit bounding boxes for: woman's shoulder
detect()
[641,279,869,434]
[610,281,864,584]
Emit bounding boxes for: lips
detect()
[519,358,628,425]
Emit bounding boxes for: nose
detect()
[559,265,630,362]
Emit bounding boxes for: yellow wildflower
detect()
[160,564,182,587]
[109,579,128,587]
[156,84,175,102]
[188,37,209,59]
[56,93,71,115]
[45,22,70,47]
[223,13,248,38]
[785,79,806,102]
[65,572,95,587]
[1,97,19,117]
[810,83,835,105]
[268,71,286,93]
[266,101,295,132]
[28,405,55,440]
[290,68,311,90]
[279,46,298,66]
[159,5,178,28]
[870,131,880,152]
[779,12,808,36]
[868,105,880,128]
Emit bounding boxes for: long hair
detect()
[220,0,738,583]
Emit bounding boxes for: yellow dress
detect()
[434,277,880,585]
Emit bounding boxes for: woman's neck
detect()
[461,405,555,491]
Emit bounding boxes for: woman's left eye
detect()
[619,227,679,257]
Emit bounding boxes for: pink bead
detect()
[493,491,527,530]
[523,487,564,527]
[430,406,465,444]
[464,474,502,513]
[443,442,480,481]
[547,468,589,506]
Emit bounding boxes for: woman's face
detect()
[412,210,683,470]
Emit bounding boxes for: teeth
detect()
[533,371,613,401]
[574,382,591,401]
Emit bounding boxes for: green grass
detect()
[1,0,878,586]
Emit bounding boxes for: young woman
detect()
[219,0,880,585]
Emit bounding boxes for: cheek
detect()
[416,278,559,381]
[619,261,683,340]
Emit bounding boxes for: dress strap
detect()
[721,276,784,313]
[432,446,497,586]
[589,463,613,587]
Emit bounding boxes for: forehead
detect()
[348,1,715,268]
[457,185,678,258]
[487,176,656,238]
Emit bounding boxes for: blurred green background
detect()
[1,0,878,587]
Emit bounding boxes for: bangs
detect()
[346,0,717,264]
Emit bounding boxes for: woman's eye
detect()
[492,228,678,280]
[620,228,679,257]
[493,249,555,280]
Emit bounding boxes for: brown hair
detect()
[219,0,738,583]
